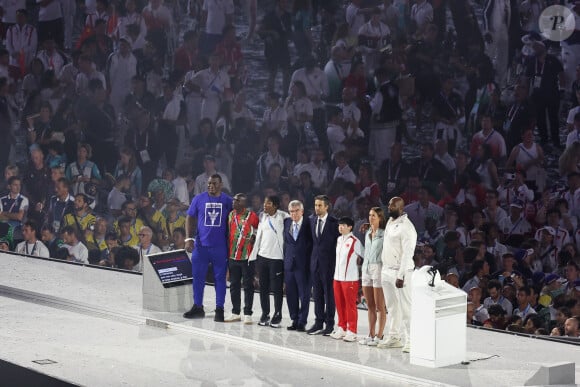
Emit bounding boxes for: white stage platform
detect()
[0,252,578,387]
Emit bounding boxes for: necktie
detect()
[317,218,322,238]
[293,223,299,240]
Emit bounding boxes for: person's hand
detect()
[185,239,195,253]
[396,278,404,288]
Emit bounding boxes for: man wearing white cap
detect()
[534,208,571,251]
[498,200,532,245]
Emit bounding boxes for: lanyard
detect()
[440,92,457,116]
[388,160,401,182]
[507,104,520,121]
[518,144,535,160]
[483,129,495,144]
[7,194,21,212]
[25,241,37,255]
[267,216,278,235]
[507,217,523,237]
[140,244,152,257]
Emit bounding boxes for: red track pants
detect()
[333,280,359,333]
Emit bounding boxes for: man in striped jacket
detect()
[225,193,259,323]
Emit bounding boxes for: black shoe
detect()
[322,326,334,336]
[296,324,306,332]
[287,322,298,331]
[183,305,205,319]
[270,313,282,328]
[306,324,324,335]
[214,307,225,322]
[258,314,270,326]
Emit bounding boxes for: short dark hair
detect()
[61,225,78,239]
[314,195,331,207]
[173,227,186,238]
[210,173,222,183]
[487,279,502,291]
[105,231,119,241]
[488,304,506,316]
[121,200,136,211]
[117,216,132,227]
[265,195,280,209]
[7,176,21,186]
[23,220,39,237]
[338,216,354,228]
[518,285,531,296]
[114,245,140,268]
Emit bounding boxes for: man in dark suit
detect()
[284,199,313,332]
[307,195,340,335]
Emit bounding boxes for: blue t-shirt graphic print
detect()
[187,192,232,247]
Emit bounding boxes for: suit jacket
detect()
[309,214,340,274]
[283,217,313,272]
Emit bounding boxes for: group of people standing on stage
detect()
[182,174,417,353]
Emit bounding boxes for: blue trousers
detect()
[191,245,228,308]
[285,267,311,326]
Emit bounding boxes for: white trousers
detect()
[382,268,412,344]
[369,123,397,167]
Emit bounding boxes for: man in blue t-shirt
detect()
[183,174,232,322]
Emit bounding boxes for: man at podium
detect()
[378,197,417,353]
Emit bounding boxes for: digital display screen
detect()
[148,250,192,287]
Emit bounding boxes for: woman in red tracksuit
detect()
[329,216,364,342]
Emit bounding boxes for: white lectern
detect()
[142,250,193,312]
[410,266,467,368]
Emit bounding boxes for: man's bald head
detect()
[388,197,405,219]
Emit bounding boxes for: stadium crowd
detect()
[0,0,579,338]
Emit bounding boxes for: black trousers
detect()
[534,95,560,146]
[38,18,64,47]
[258,255,284,318]
[311,266,335,328]
[228,259,255,316]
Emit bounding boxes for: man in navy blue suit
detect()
[307,195,340,335]
[284,199,313,331]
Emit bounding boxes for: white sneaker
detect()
[377,336,403,348]
[224,314,241,322]
[243,315,252,324]
[402,343,411,353]
[367,336,381,347]
[343,331,357,342]
[329,327,346,340]
[358,336,372,345]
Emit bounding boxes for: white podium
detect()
[410,266,467,368]
[142,250,193,312]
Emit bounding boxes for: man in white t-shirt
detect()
[201,0,234,55]
[133,226,161,272]
[16,221,50,258]
[61,225,89,263]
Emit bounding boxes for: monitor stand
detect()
[142,255,193,312]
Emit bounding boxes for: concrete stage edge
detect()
[0,252,578,387]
